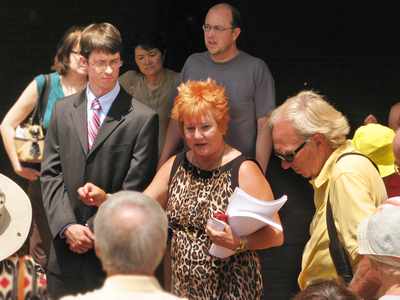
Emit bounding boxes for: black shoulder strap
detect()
[30,74,51,125]
[326,199,354,284]
[326,151,378,284]
[168,152,185,186]
[38,74,51,125]
[231,156,260,189]
[336,152,379,173]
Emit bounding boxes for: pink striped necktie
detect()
[88,98,102,150]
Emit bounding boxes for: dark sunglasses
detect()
[275,140,308,163]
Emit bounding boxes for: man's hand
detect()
[64,224,94,254]
[77,182,107,207]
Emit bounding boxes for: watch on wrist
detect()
[235,237,248,253]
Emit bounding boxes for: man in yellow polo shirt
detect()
[269,91,387,292]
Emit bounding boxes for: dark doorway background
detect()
[1,1,399,184]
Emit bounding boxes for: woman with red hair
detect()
[147,78,283,299]
[79,78,283,299]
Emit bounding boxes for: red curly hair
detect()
[171,78,230,134]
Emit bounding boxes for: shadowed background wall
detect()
[1,1,399,186]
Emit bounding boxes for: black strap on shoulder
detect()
[168,151,185,186]
[336,152,379,173]
[30,74,51,126]
[231,156,260,189]
[326,152,378,284]
[326,199,354,284]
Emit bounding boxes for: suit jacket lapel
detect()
[71,90,89,155]
[88,89,133,155]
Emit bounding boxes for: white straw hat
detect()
[0,173,32,261]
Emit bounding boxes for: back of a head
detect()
[94,191,168,275]
[80,22,122,59]
[293,280,360,300]
[270,90,350,149]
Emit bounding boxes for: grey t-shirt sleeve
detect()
[254,59,276,119]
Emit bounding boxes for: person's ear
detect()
[312,133,328,147]
[232,27,241,41]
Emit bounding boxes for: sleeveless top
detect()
[35,72,64,129]
[166,152,263,300]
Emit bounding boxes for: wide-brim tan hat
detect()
[0,173,32,261]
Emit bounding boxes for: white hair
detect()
[94,191,168,275]
[270,90,350,149]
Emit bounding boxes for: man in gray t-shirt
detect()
[159,2,275,173]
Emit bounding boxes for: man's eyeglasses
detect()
[202,24,234,33]
[275,140,309,163]
[90,59,123,72]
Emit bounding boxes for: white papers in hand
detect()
[207,218,235,258]
[209,187,287,258]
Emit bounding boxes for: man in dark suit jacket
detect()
[41,23,158,299]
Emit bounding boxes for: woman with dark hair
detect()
[0,25,87,267]
[119,33,179,154]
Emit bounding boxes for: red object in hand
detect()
[213,211,229,223]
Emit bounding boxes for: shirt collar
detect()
[310,140,354,188]
[86,82,120,111]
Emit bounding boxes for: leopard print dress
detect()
[167,152,263,300]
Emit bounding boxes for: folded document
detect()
[209,187,287,258]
